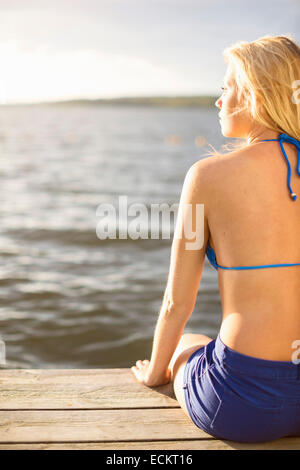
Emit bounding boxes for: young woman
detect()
[131,35,300,443]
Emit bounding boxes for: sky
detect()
[0,0,299,104]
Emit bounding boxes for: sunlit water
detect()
[0,104,226,368]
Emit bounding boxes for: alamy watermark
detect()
[292,80,300,104]
[291,340,300,365]
[96,196,204,250]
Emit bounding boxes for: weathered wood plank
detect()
[1,369,299,450]
[0,409,211,443]
[0,438,299,450]
[0,369,133,384]
[0,369,177,409]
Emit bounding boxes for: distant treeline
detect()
[4,95,218,108]
[51,96,218,108]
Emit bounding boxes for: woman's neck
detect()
[246,129,281,146]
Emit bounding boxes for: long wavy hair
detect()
[205,34,300,156]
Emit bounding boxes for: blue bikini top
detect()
[206,133,300,271]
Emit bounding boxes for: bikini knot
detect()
[277,133,300,201]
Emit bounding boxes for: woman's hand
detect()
[131,359,171,387]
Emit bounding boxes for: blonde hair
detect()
[205,34,300,156]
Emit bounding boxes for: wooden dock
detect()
[0,368,299,450]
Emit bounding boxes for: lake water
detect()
[0,104,226,369]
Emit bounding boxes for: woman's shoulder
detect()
[190,145,253,183]
[185,145,262,211]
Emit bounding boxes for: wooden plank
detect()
[0,438,299,450]
[0,369,177,409]
[0,409,211,443]
[0,369,134,385]
[1,369,299,450]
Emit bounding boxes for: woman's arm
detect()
[131,158,214,386]
[141,299,194,386]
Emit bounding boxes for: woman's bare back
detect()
[206,140,300,361]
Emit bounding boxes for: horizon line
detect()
[0,94,219,107]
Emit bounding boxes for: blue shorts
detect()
[183,333,300,443]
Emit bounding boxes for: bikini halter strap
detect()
[258,133,300,201]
